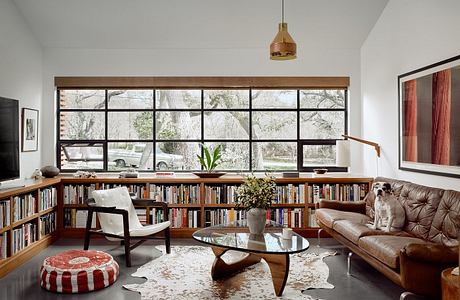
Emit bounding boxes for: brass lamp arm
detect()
[342,134,381,157]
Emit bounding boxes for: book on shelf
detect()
[64,208,96,228]
[0,233,7,259]
[40,212,57,238]
[12,223,37,255]
[102,183,148,199]
[135,208,147,224]
[12,194,36,222]
[63,184,96,204]
[274,184,305,204]
[0,200,11,229]
[40,187,57,211]
[204,209,247,227]
[150,184,200,204]
[267,208,304,228]
[308,208,318,227]
[205,185,238,204]
[149,208,165,225]
[308,183,369,203]
[169,208,200,228]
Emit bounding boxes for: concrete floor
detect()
[0,238,423,300]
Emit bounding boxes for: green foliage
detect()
[133,112,153,139]
[197,144,222,171]
[235,174,276,211]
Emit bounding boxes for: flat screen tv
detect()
[0,97,19,182]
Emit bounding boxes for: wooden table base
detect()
[211,246,290,296]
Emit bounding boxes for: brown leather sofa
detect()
[316,177,459,299]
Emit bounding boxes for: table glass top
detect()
[192,220,310,254]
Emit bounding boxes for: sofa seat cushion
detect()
[358,235,426,269]
[316,208,370,229]
[333,220,412,244]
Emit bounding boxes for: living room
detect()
[0,0,459,299]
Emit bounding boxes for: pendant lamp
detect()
[270,0,297,60]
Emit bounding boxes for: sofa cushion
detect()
[316,208,370,229]
[365,177,408,218]
[358,235,426,269]
[399,183,444,240]
[428,190,460,247]
[333,220,412,244]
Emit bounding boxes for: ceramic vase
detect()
[247,208,266,234]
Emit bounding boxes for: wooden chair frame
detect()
[83,198,171,267]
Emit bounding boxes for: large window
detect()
[57,88,347,172]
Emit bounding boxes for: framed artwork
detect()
[398,54,460,178]
[22,108,39,152]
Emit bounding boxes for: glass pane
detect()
[108,142,154,171]
[204,111,249,140]
[60,144,104,170]
[156,111,201,140]
[252,90,297,109]
[252,142,297,170]
[300,111,344,139]
[108,90,153,109]
[252,111,297,140]
[300,89,345,109]
[204,142,250,171]
[204,90,249,109]
[59,90,105,109]
[60,112,105,140]
[156,142,200,170]
[108,112,153,140]
[155,90,201,109]
[303,144,336,166]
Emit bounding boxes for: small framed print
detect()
[22,108,39,152]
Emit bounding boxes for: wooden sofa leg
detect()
[347,252,353,275]
[317,228,323,247]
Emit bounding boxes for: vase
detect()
[247,208,266,234]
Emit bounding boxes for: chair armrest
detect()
[317,200,366,214]
[86,198,128,215]
[401,243,458,264]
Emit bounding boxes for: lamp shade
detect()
[270,23,297,60]
[336,140,350,167]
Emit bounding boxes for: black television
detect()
[0,97,19,182]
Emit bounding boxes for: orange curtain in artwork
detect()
[432,69,451,165]
[404,80,417,161]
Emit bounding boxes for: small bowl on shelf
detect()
[313,168,328,175]
[193,172,226,178]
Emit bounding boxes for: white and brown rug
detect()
[123,246,336,300]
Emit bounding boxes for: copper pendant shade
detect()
[270,0,297,60]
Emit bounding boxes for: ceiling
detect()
[13,0,388,50]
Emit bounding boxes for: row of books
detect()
[0,233,7,259]
[308,208,318,227]
[204,185,238,204]
[63,209,96,228]
[267,208,304,228]
[308,184,368,203]
[204,209,248,227]
[13,194,36,222]
[169,208,200,228]
[39,187,57,211]
[274,184,306,204]
[63,184,96,204]
[0,201,10,228]
[150,184,200,204]
[39,212,57,238]
[101,184,148,199]
[12,223,37,255]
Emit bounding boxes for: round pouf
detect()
[40,250,119,293]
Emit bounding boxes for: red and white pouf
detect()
[40,249,119,293]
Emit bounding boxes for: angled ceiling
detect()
[13,0,388,50]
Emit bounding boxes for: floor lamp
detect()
[336,134,381,175]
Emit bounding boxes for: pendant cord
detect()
[282,0,285,23]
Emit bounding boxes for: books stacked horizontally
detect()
[0,234,7,259]
[169,208,200,228]
[12,223,36,255]
[204,185,238,204]
[0,200,10,229]
[268,208,304,228]
[40,187,57,211]
[13,194,36,222]
[63,184,96,204]
[40,212,56,238]
[150,184,200,204]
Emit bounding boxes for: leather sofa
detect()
[316,177,459,298]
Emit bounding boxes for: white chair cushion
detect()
[129,221,171,237]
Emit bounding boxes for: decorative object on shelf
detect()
[40,249,119,293]
[119,168,139,178]
[194,143,226,178]
[313,168,328,175]
[40,166,60,178]
[155,171,175,177]
[31,168,43,180]
[21,108,39,152]
[73,170,97,178]
[270,0,296,60]
[282,172,299,178]
[235,174,276,234]
[398,54,460,178]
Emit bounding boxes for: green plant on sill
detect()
[197,144,222,172]
[235,174,276,211]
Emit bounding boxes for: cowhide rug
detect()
[123,246,336,300]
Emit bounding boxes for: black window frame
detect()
[56,88,348,172]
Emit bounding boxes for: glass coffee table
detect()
[192,220,310,296]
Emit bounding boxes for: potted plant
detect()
[235,174,276,234]
[194,144,226,178]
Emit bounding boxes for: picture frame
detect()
[21,108,39,152]
[398,54,460,178]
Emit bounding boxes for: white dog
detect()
[368,182,405,232]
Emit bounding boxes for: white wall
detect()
[361,0,460,189]
[42,47,364,173]
[0,0,42,180]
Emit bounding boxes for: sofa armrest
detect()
[401,243,458,264]
[317,200,366,214]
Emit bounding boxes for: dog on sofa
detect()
[368,182,405,232]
